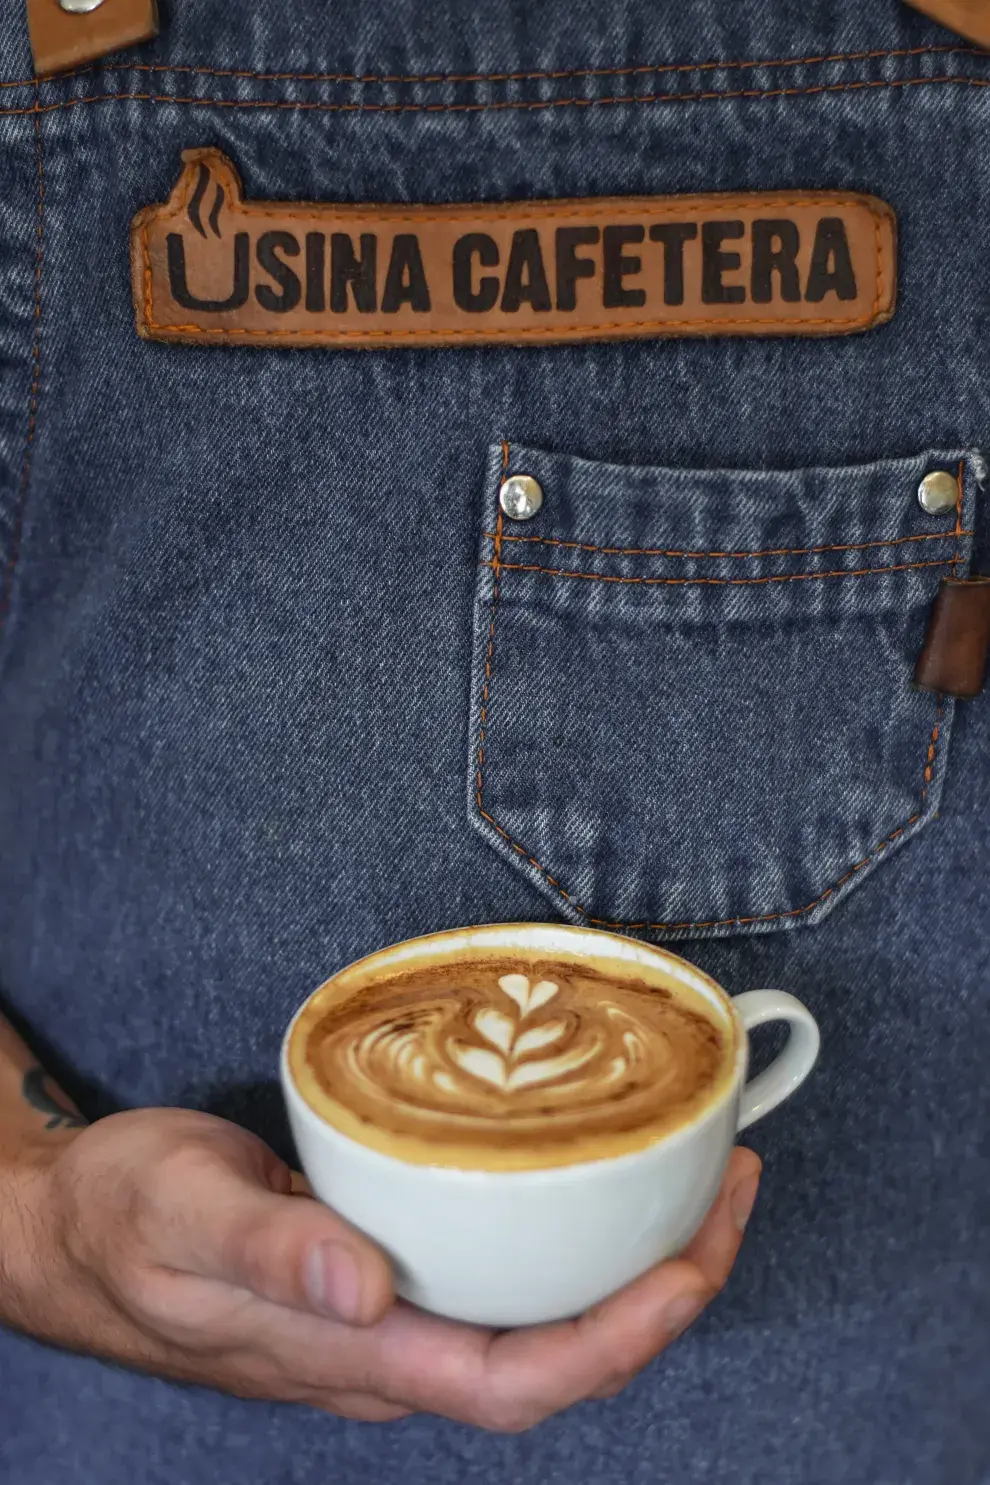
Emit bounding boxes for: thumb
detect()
[154,1139,395,1325]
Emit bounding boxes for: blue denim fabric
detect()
[471,444,977,937]
[0,1,989,1483]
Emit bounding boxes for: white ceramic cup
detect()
[281,923,820,1327]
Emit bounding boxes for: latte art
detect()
[349,971,668,1110]
[291,956,734,1169]
[452,974,571,1091]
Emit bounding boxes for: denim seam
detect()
[0,97,45,644]
[484,529,971,560]
[2,73,990,118]
[472,447,960,933]
[1,42,982,92]
[479,556,958,586]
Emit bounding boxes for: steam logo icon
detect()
[167,158,249,312]
[187,162,225,239]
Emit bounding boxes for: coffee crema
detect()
[289,953,737,1170]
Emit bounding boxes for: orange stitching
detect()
[143,312,887,338]
[2,71,990,117]
[476,714,946,930]
[474,443,509,814]
[475,458,951,929]
[3,40,983,91]
[872,203,882,322]
[144,317,884,338]
[146,190,886,226]
[0,97,44,635]
[486,529,971,560]
[476,801,925,930]
[921,702,943,802]
[481,557,956,586]
[143,219,153,336]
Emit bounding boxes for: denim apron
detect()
[0,2,987,1481]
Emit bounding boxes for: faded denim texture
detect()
[0,1,989,1483]
[470,444,977,936]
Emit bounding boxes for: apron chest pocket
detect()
[467,441,979,941]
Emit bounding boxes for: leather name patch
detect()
[131,149,897,349]
[903,0,990,46]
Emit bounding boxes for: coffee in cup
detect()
[288,950,737,1172]
[282,923,819,1326]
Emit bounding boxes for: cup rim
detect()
[281,922,748,1181]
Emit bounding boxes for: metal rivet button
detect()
[499,474,544,521]
[917,470,958,515]
[58,0,106,11]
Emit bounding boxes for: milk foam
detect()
[290,955,736,1171]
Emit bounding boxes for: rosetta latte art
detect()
[444,974,647,1096]
[300,960,728,1156]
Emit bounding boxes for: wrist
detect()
[0,1139,70,1333]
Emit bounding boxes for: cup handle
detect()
[731,990,820,1132]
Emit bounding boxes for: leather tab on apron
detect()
[902,0,990,46]
[28,0,158,78]
[131,149,897,350]
[913,577,990,698]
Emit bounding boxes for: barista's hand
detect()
[3,1109,759,1431]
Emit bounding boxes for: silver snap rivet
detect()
[58,0,106,12]
[499,473,544,521]
[917,470,958,515]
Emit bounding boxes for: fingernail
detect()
[664,1291,706,1340]
[305,1241,362,1322]
[731,1173,761,1232]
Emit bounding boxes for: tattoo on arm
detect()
[21,1067,86,1130]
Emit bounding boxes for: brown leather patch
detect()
[28,0,158,77]
[903,0,990,46]
[914,576,990,698]
[131,149,897,350]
